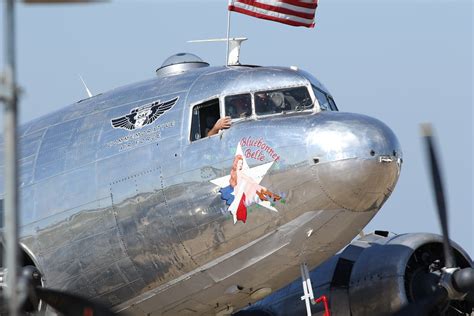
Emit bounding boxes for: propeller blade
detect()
[35,287,116,316]
[421,123,455,268]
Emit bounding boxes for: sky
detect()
[0,0,472,256]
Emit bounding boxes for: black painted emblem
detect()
[111,96,178,130]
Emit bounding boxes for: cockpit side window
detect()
[190,98,220,142]
[224,94,252,119]
[255,86,312,115]
[328,95,338,111]
[312,85,338,111]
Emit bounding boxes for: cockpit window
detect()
[328,95,338,111]
[225,94,252,119]
[312,85,338,111]
[190,98,220,141]
[255,86,312,115]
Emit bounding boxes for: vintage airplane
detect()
[0,50,472,316]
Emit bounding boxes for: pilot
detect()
[229,97,251,118]
[255,92,271,114]
[255,92,286,114]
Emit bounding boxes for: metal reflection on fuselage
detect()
[0,62,402,314]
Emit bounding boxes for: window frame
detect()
[311,85,338,112]
[188,84,322,143]
[189,96,222,143]
[223,92,254,121]
[327,95,339,111]
[253,84,317,118]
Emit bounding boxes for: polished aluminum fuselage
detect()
[0,65,401,315]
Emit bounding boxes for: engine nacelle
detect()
[347,232,472,315]
[236,232,473,316]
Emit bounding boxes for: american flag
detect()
[228,0,318,28]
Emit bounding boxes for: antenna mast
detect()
[79,75,93,98]
[188,38,247,66]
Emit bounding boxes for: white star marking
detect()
[211,143,278,224]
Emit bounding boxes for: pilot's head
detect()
[232,98,251,118]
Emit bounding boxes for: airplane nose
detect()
[307,113,402,212]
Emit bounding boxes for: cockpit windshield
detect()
[312,85,338,111]
[255,86,312,115]
[225,94,252,119]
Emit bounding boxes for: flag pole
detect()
[226,1,232,66]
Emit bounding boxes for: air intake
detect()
[156,53,209,76]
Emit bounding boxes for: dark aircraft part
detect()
[346,234,473,316]
[234,309,274,316]
[238,232,473,316]
[0,245,43,313]
[18,265,117,316]
[20,265,42,312]
[453,268,474,293]
[0,245,117,315]
[393,125,474,315]
[422,124,454,269]
[34,286,116,316]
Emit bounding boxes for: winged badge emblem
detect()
[111,96,179,130]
